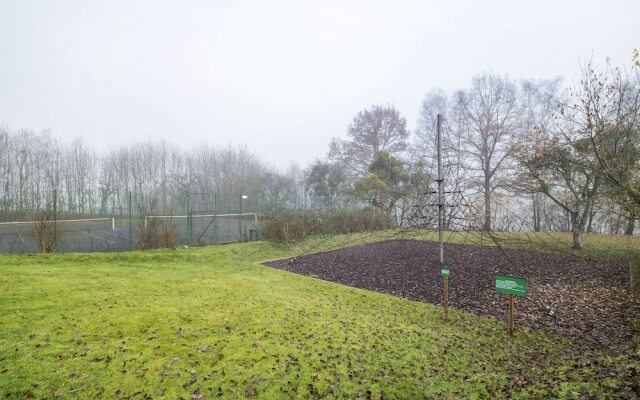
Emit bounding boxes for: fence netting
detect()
[0,192,259,253]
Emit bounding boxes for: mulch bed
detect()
[264,240,639,346]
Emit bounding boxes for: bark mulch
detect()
[264,240,639,346]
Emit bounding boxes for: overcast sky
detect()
[0,0,638,170]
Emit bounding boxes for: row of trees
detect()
[319,54,639,248]
[0,133,308,219]
[1,52,638,249]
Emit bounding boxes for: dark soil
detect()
[264,240,638,346]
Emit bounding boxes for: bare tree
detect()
[452,73,523,231]
[414,89,471,230]
[516,130,602,249]
[519,78,564,231]
[329,105,409,178]
[414,89,449,160]
[30,209,60,253]
[555,56,640,234]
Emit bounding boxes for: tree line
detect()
[0,134,307,219]
[313,53,640,248]
[1,52,638,248]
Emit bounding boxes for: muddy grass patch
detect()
[264,239,638,346]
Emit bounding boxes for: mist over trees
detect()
[1,52,638,247]
[0,133,303,218]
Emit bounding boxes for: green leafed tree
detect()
[355,150,405,216]
[304,160,348,208]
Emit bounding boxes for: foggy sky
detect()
[1,0,638,170]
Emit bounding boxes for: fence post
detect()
[128,191,132,250]
[53,189,57,250]
[187,191,191,246]
[214,193,218,244]
[239,194,243,242]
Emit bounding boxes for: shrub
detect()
[136,197,178,250]
[29,209,61,253]
[261,208,393,243]
[160,218,179,249]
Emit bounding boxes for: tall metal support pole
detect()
[128,191,132,250]
[437,114,444,264]
[53,189,57,250]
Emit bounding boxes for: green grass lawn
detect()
[0,232,638,399]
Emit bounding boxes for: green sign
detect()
[440,267,450,277]
[495,275,526,297]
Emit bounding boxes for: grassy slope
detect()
[0,232,638,399]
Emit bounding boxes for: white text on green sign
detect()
[495,275,526,297]
[441,268,450,277]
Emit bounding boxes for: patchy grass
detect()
[0,233,638,398]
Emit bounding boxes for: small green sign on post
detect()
[495,274,527,336]
[495,275,527,297]
[440,267,450,277]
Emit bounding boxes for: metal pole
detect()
[214,194,218,244]
[239,194,243,242]
[187,192,191,246]
[437,114,444,264]
[53,189,57,250]
[128,191,132,250]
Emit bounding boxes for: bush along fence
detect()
[260,207,394,243]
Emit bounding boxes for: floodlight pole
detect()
[239,195,247,242]
[437,114,444,264]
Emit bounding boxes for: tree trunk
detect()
[570,211,582,249]
[484,178,491,231]
[532,193,541,232]
[587,211,594,234]
[624,216,636,236]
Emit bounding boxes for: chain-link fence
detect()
[0,191,259,254]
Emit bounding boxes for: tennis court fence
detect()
[0,212,260,254]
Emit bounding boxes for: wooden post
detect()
[508,295,514,336]
[444,276,449,321]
